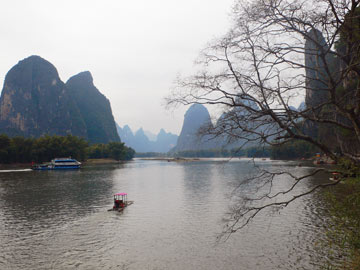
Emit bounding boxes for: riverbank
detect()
[139,157,201,162]
[323,177,360,269]
[0,158,126,170]
[83,158,125,165]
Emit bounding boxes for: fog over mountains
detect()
[171,101,307,153]
[116,124,178,153]
[0,55,311,156]
[0,56,308,155]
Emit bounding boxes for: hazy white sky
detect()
[0,0,234,135]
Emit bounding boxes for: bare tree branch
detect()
[167,0,360,236]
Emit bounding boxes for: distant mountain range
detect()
[0,55,119,143]
[144,130,157,141]
[116,124,178,153]
[171,102,304,153]
[0,55,307,154]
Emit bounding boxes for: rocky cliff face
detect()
[171,100,276,153]
[66,71,120,143]
[304,29,332,109]
[172,104,216,152]
[303,29,357,153]
[213,99,265,150]
[0,56,87,137]
[0,56,120,143]
[303,29,337,139]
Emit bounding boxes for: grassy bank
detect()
[324,177,360,269]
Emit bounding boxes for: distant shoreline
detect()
[83,158,126,165]
[0,158,126,170]
[138,157,201,162]
[0,157,335,170]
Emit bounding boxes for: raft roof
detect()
[114,193,127,196]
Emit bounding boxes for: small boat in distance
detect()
[32,158,81,170]
[109,193,134,212]
[329,172,341,182]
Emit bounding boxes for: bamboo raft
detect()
[108,193,134,212]
[108,201,134,212]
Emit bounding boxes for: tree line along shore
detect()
[0,134,135,166]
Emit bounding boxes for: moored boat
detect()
[51,158,81,169]
[32,158,81,170]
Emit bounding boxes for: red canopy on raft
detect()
[114,193,127,196]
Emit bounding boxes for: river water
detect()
[0,158,334,269]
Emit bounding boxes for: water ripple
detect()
[0,159,336,269]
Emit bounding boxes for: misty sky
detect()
[0,0,234,135]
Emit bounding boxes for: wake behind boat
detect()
[32,158,81,170]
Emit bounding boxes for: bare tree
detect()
[167,0,360,237]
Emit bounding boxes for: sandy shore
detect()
[83,158,125,165]
[138,157,200,162]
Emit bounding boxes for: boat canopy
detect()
[114,193,128,203]
[114,193,127,196]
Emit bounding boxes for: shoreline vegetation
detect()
[0,134,334,168]
[136,141,336,164]
[0,134,135,166]
[0,133,331,166]
[139,157,336,167]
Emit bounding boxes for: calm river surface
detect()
[0,158,333,269]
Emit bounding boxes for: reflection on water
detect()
[0,159,333,269]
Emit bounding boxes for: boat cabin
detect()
[31,157,81,170]
[113,193,128,209]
